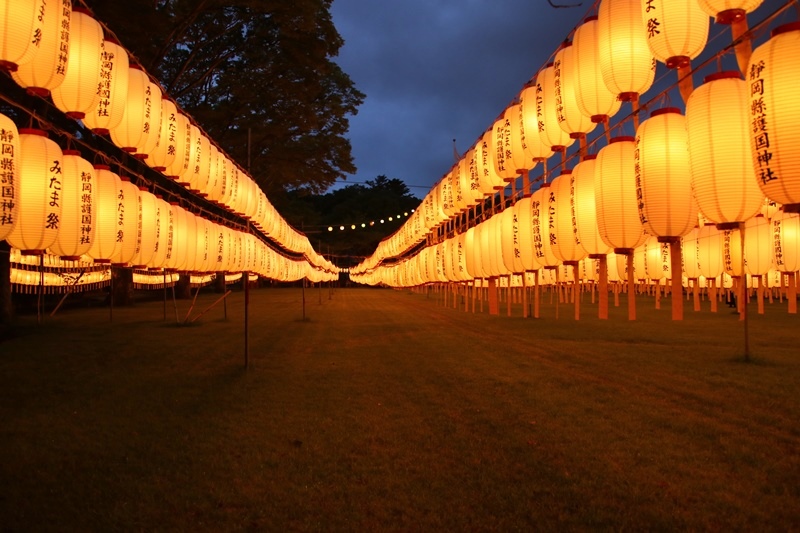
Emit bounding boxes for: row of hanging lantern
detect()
[350,199,798,286]
[0,1,335,280]
[0,114,338,282]
[352,0,800,314]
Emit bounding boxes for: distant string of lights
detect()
[327,209,416,232]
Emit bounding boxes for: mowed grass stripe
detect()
[0,287,798,530]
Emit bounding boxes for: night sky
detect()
[329,0,790,199]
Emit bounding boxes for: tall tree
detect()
[90,0,365,196]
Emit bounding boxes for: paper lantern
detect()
[109,178,140,266]
[519,84,554,162]
[643,235,671,280]
[772,209,800,272]
[500,206,524,273]
[642,0,709,69]
[530,183,560,268]
[82,38,129,135]
[747,23,800,213]
[48,150,95,260]
[162,111,191,179]
[550,170,587,263]
[5,129,63,253]
[506,103,538,178]
[192,215,211,272]
[686,72,764,224]
[572,155,612,257]
[535,64,575,152]
[744,214,773,276]
[148,196,170,269]
[459,147,483,205]
[572,16,622,123]
[697,223,725,278]
[682,227,703,279]
[553,42,595,137]
[696,0,763,22]
[454,232,471,281]
[635,108,698,238]
[50,8,103,119]
[131,187,157,268]
[0,0,41,71]
[0,113,20,240]
[145,97,178,172]
[11,0,70,96]
[491,110,518,181]
[86,165,121,262]
[597,0,656,100]
[110,65,162,156]
[514,196,537,271]
[595,136,647,252]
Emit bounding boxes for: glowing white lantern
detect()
[642,0,709,69]
[131,187,157,268]
[0,113,20,240]
[551,170,587,264]
[687,72,764,224]
[635,108,698,238]
[530,183,560,268]
[597,0,656,101]
[48,150,95,260]
[519,84,554,163]
[162,112,191,179]
[595,136,647,252]
[109,178,140,266]
[697,223,725,278]
[572,16,622,124]
[535,64,575,152]
[82,38,129,135]
[0,0,41,71]
[11,0,71,96]
[146,97,178,172]
[553,42,595,138]
[696,0,763,21]
[110,64,162,156]
[572,155,612,257]
[5,129,63,253]
[500,206,524,273]
[491,110,518,182]
[148,195,170,269]
[772,209,800,272]
[747,23,800,212]
[86,165,121,262]
[51,8,103,119]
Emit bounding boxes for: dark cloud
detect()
[331,0,586,195]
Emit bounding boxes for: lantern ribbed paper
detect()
[772,209,800,272]
[110,65,162,155]
[597,0,656,100]
[11,0,71,96]
[747,23,800,213]
[553,42,595,137]
[491,111,518,181]
[0,112,20,240]
[131,187,157,268]
[51,8,104,119]
[687,72,764,224]
[642,0,709,69]
[595,136,647,252]
[83,38,129,135]
[87,165,121,262]
[530,183,559,268]
[519,84,554,162]
[109,178,141,266]
[635,108,698,238]
[551,170,587,263]
[697,0,764,22]
[572,155,612,257]
[0,0,41,71]
[572,17,622,123]
[49,150,95,260]
[536,64,575,152]
[146,97,178,172]
[5,129,63,253]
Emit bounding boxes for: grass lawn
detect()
[1,285,799,530]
